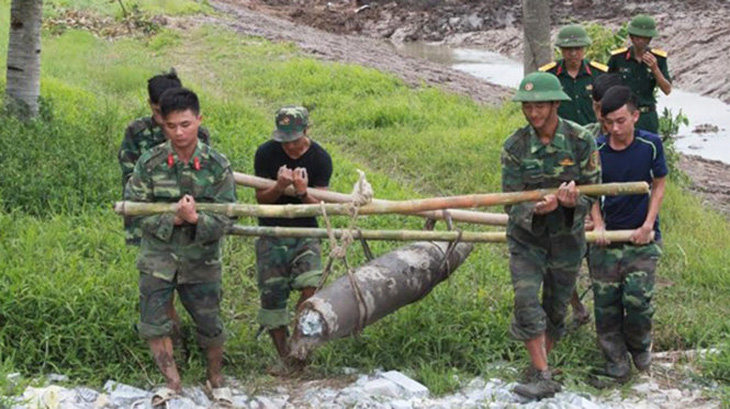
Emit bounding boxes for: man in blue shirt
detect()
[589,86,667,382]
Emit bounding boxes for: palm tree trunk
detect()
[6,0,43,119]
[522,0,552,74]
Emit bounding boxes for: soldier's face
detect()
[603,105,639,141]
[630,35,652,50]
[560,47,585,65]
[522,102,559,130]
[162,109,201,150]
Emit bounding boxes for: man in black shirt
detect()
[254,106,332,374]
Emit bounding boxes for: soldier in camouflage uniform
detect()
[254,106,332,375]
[502,72,601,400]
[539,24,607,126]
[119,70,211,245]
[608,15,672,134]
[589,86,667,382]
[125,88,236,401]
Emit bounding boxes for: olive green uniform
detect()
[502,119,601,341]
[540,60,607,125]
[125,140,236,346]
[608,47,671,134]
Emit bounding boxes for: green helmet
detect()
[627,14,658,38]
[272,105,309,142]
[555,24,591,48]
[512,72,571,102]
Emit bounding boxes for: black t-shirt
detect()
[254,139,333,227]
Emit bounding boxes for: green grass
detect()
[0,0,729,397]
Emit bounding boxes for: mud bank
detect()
[239,0,730,104]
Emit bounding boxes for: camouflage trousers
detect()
[136,272,224,348]
[255,236,322,329]
[507,226,584,342]
[589,242,662,375]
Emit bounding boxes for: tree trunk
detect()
[5,0,43,119]
[522,0,551,74]
[289,241,474,360]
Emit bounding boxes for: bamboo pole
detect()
[114,181,648,218]
[226,225,649,243]
[233,172,509,226]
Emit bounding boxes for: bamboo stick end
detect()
[113,201,124,215]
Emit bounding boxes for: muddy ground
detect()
[232,0,730,104]
[208,0,730,217]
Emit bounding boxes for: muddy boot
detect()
[631,350,652,373]
[513,369,561,400]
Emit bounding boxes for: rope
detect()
[315,170,374,334]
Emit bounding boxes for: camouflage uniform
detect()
[255,237,323,328]
[502,118,600,341]
[589,243,661,376]
[125,140,236,347]
[119,116,211,245]
[584,122,603,139]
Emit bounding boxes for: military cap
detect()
[592,73,623,102]
[272,106,309,142]
[600,85,635,117]
[512,72,571,102]
[627,14,658,38]
[555,24,592,48]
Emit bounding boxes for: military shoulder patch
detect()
[589,61,609,72]
[651,48,668,58]
[610,47,628,56]
[538,61,557,72]
[559,157,575,167]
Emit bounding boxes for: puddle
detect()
[391,41,730,164]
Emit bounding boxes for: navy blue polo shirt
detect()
[596,130,668,241]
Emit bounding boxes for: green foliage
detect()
[0,4,728,395]
[585,23,628,63]
[658,107,690,183]
[0,95,122,216]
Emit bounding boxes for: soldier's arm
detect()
[501,148,538,231]
[654,56,672,95]
[193,165,237,243]
[575,134,601,218]
[118,126,140,190]
[124,160,176,242]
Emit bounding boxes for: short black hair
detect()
[592,73,623,102]
[159,87,200,118]
[600,86,637,117]
[147,69,182,104]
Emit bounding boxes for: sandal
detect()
[151,386,179,407]
[206,381,233,408]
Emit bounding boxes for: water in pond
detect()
[391,42,730,164]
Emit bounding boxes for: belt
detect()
[638,105,656,113]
